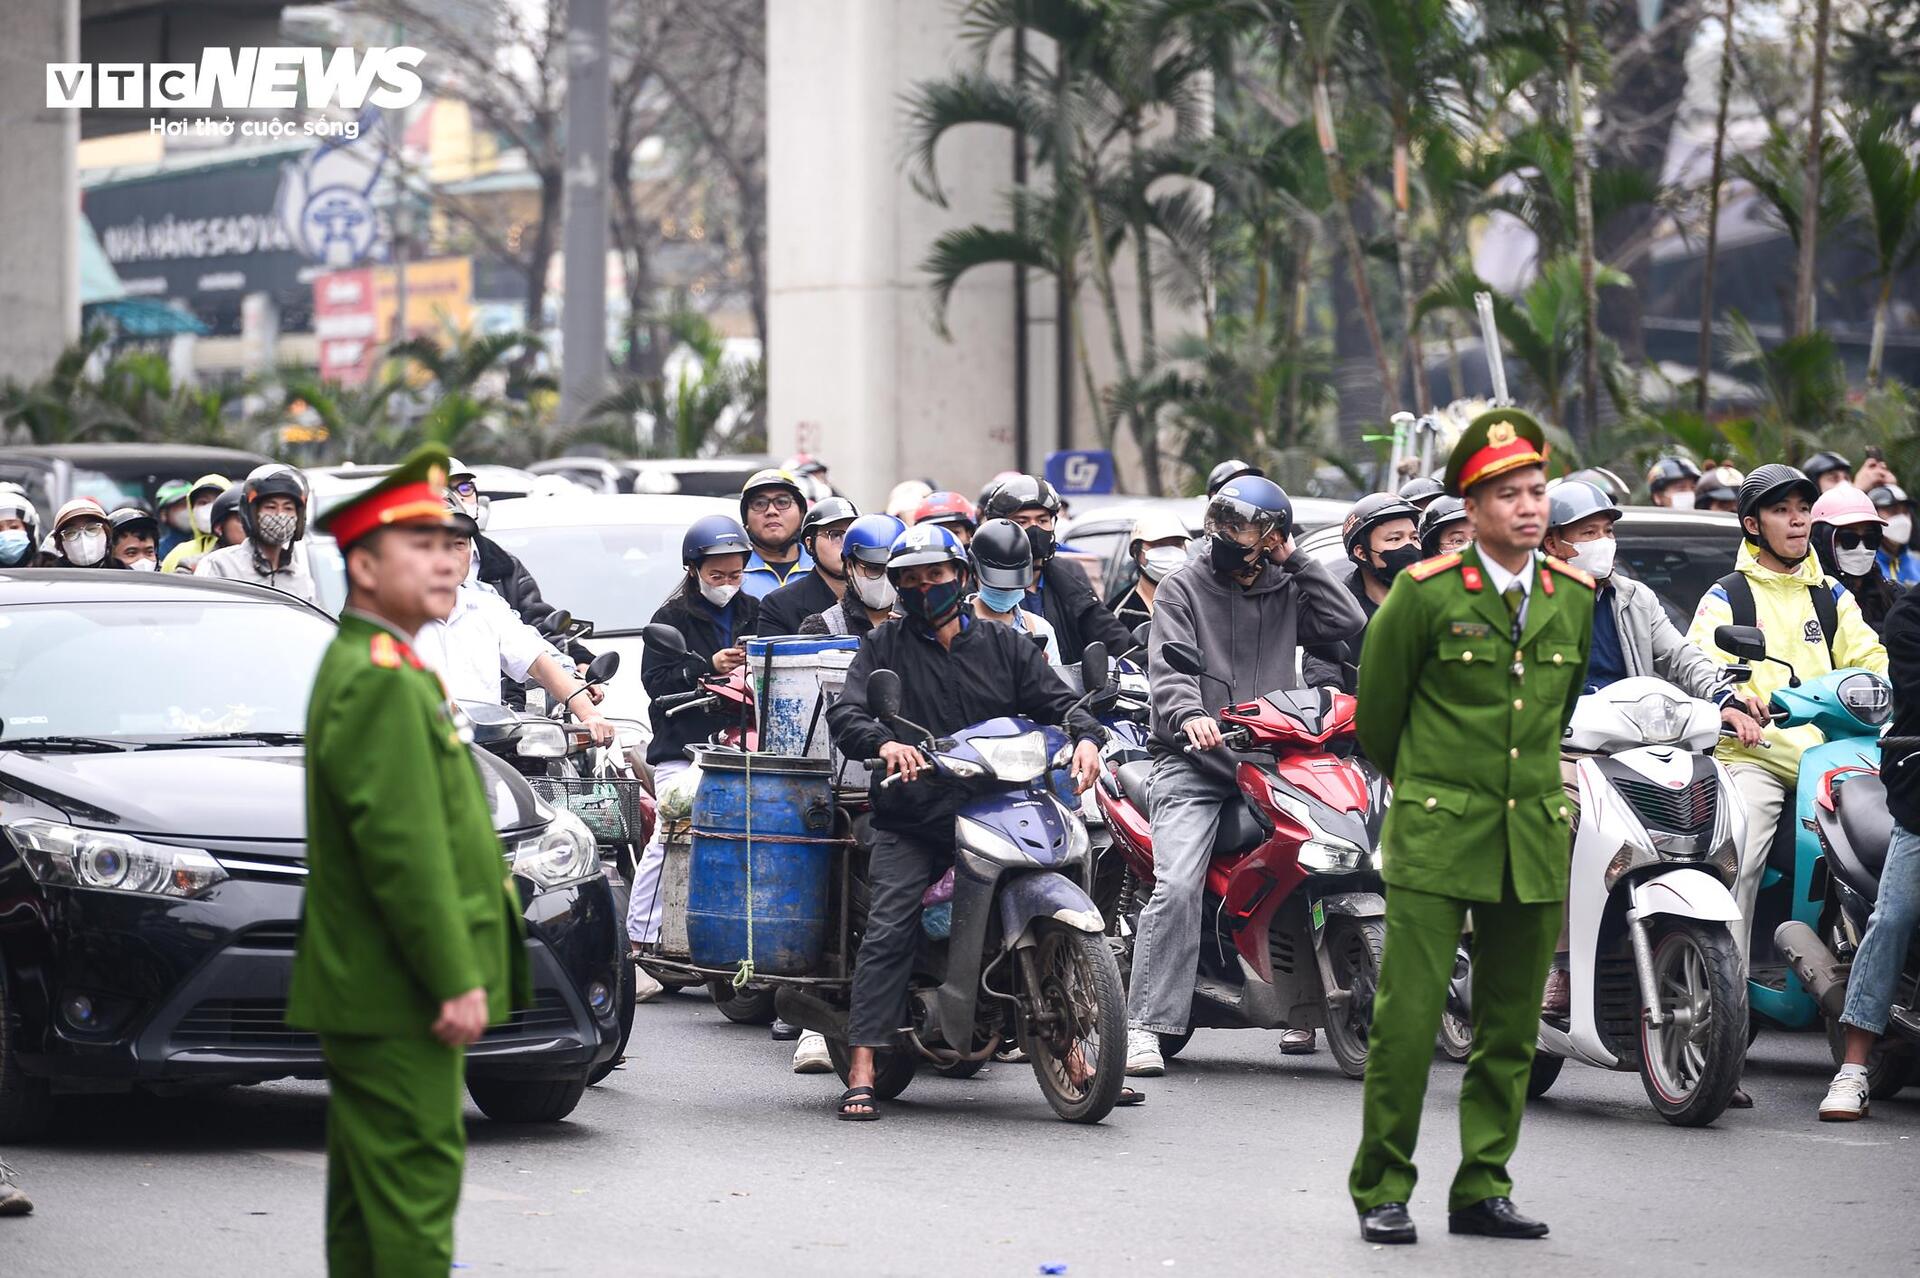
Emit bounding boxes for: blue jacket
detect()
[742,545,813,599]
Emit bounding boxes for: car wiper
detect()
[0,735,132,753]
[173,731,306,746]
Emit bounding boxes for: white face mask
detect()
[127,557,158,572]
[1140,546,1187,583]
[190,503,213,535]
[61,527,108,566]
[1886,514,1913,546]
[1835,544,1879,576]
[1567,535,1617,581]
[850,570,897,612]
[698,579,740,608]
[1666,489,1696,511]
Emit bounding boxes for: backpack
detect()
[1714,570,1839,669]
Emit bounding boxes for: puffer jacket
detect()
[1685,540,1888,782]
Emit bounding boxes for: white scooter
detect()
[1523,675,1751,1127]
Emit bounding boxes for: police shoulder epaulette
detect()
[1544,555,1596,589]
[1406,552,1461,583]
[369,632,403,668]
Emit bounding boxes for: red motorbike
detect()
[1092,640,1387,1077]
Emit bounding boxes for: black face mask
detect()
[1370,545,1423,584]
[898,577,968,629]
[1208,533,1260,576]
[1025,524,1056,563]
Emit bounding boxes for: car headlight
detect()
[1620,692,1691,745]
[511,807,599,889]
[516,721,569,759]
[970,731,1049,783]
[5,818,227,899]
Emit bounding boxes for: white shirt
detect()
[1477,548,1536,629]
[413,583,558,705]
[974,600,1063,666]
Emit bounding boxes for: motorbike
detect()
[1091,638,1388,1077]
[1520,668,1751,1126]
[774,643,1128,1123]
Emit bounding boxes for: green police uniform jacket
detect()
[1355,545,1595,905]
[289,611,531,1036]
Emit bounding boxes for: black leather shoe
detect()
[1448,1197,1548,1239]
[769,1018,801,1042]
[1358,1202,1417,1245]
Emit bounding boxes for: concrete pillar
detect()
[0,0,80,385]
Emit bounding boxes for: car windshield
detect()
[1617,528,1737,625]
[0,600,333,741]
[485,522,689,633]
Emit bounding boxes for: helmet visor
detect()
[1206,495,1277,546]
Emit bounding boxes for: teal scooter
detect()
[1713,625,1891,1031]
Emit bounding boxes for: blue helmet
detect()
[682,514,752,565]
[886,521,968,579]
[842,514,905,568]
[1206,474,1294,542]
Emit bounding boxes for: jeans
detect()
[1727,763,1789,970]
[846,825,950,1048]
[1840,820,1920,1036]
[626,759,688,944]
[1126,752,1240,1035]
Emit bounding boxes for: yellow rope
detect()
[732,748,756,990]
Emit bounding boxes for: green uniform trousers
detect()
[320,1032,467,1278]
[1349,877,1559,1213]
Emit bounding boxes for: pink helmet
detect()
[1810,482,1885,528]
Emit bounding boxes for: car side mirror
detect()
[1080,641,1109,694]
[1162,640,1206,677]
[643,622,689,656]
[1713,624,1767,663]
[868,669,903,721]
[586,650,621,684]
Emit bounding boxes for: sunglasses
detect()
[452,480,479,498]
[1834,527,1884,552]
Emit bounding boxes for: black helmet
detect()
[1696,465,1743,504]
[1341,493,1421,561]
[240,466,308,542]
[681,514,753,565]
[1417,495,1468,556]
[1397,476,1445,509]
[970,517,1035,591]
[800,495,859,543]
[739,467,808,522]
[1737,464,1819,531]
[1207,459,1263,498]
[979,474,1061,520]
[1563,467,1631,505]
[108,506,159,545]
[208,483,247,537]
[1800,451,1851,484]
[1868,483,1910,510]
[1645,455,1701,496]
[1547,480,1623,533]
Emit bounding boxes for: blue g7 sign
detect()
[1045,449,1116,495]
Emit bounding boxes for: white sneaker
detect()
[1818,1069,1870,1121]
[1126,1028,1165,1077]
[633,964,665,1004]
[792,1030,834,1074]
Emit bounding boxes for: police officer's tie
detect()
[1504,581,1526,680]
[1502,582,1524,622]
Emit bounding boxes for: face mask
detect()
[1209,533,1259,576]
[1835,544,1879,576]
[1887,515,1913,546]
[61,528,107,567]
[167,508,192,532]
[1666,489,1696,511]
[850,571,896,612]
[258,511,299,546]
[1369,545,1423,584]
[191,504,213,535]
[1566,535,1617,581]
[1024,525,1056,563]
[899,578,967,629]
[0,530,30,565]
[1140,546,1186,583]
[127,557,157,572]
[977,583,1026,613]
[698,579,740,608]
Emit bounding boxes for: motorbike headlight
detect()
[1619,692,1691,745]
[5,818,227,899]
[516,721,569,759]
[1297,836,1365,873]
[970,731,1049,784]
[1838,672,1892,727]
[511,808,599,889]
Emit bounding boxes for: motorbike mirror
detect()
[1161,640,1206,677]
[1712,624,1767,664]
[542,607,572,636]
[1129,621,1152,652]
[1080,641,1109,695]
[868,669,903,721]
[642,623,689,656]
[586,651,621,684]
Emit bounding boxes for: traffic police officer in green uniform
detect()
[288,443,531,1277]
[1348,409,1594,1245]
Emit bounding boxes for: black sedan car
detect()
[0,571,621,1139]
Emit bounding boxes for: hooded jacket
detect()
[1147,550,1368,786]
[1882,588,1920,830]
[1685,539,1888,782]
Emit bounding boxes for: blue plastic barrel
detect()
[686,749,837,975]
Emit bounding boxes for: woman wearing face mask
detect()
[1811,484,1900,634]
[159,473,232,573]
[1302,493,1422,695]
[194,466,317,604]
[0,485,43,569]
[1113,510,1192,633]
[48,499,113,569]
[1870,484,1920,587]
[968,517,1064,664]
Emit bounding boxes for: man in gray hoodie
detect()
[1126,476,1368,1076]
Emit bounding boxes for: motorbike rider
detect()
[825,523,1103,1119]
[738,468,812,598]
[1418,495,1472,558]
[153,479,194,559]
[887,479,935,521]
[1126,475,1367,1077]
[909,490,979,546]
[1397,476,1445,512]
[0,484,41,569]
[160,473,231,572]
[1811,484,1900,635]
[1870,484,1920,586]
[1803,450,1853,492]
[969,517,1063,664]
[194,465,318,604]
[757,496,860,635]
[980,474,1131,664]
[1112,510,1192,633]
[49,498,113,568]
[1818,584,1920,1120]
[107,508,160,570]
[1695,465,1744,514]
[1206,459,1263,498]
[1646,456,1702,508]
[1303,493,1423,696]
[1685,465,1888,1094]
[800,515,904,637]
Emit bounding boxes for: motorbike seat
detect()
[1829,774,1893,894]
[1116,760,1155,814]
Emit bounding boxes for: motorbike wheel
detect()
[1638,919,1747,1127]
[1022,922,1127,1123]
[1437,946,1473,1062]
[708,981,779,1025]
[825,1037,917,1101]
[1321,916,1385,1080]
[589,954,639,1086]
[1526,1051,1565,1099]
[467,1071,590,1124]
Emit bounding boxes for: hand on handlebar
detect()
[878,741,929,784]
[1069,739,1101,794]
[1720,704,1763,748]
[577,712,615,747]
[1182,716,1224,752]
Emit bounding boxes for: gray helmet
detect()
[1547,480,1623,533]
[1417,496,1468,556]
[1800,451,1851,484]
[1869,483,1910,510]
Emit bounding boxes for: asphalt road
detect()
[8,990,1919,1277]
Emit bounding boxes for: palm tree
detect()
[276,371,412,463]
[1841,106,1920,385]
[1697,0,1738,418]
[1729,120,1857,319]
[1795,0,1835,336]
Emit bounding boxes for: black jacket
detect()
[829,615,1103,837]
[1302,563,1379,693]
[640,588,761,766]
[1885,588,1920,830]
[1033,557,1132,665]
[477,534,592,665]
[755,569,842,637]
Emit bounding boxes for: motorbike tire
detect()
[1438,945,1473,1062]
[467,1071,590,1124]
[1526,1050,1565,1099]
[708,981,779,1026]
[1637,919,1747,1127]
[1022,922,1127,1123]
[1321,916,1385,1080]
[589,955,638,1086]
[825,1037,917,1102]
[0,971,51,1141]
[1158,1026,1195,1061]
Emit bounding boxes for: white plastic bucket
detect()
[747,637,866,787]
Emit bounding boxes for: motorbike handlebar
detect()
[663,695,716,718]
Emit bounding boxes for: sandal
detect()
[1117,1087,1146,1107]
[837,1086,881,1121]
